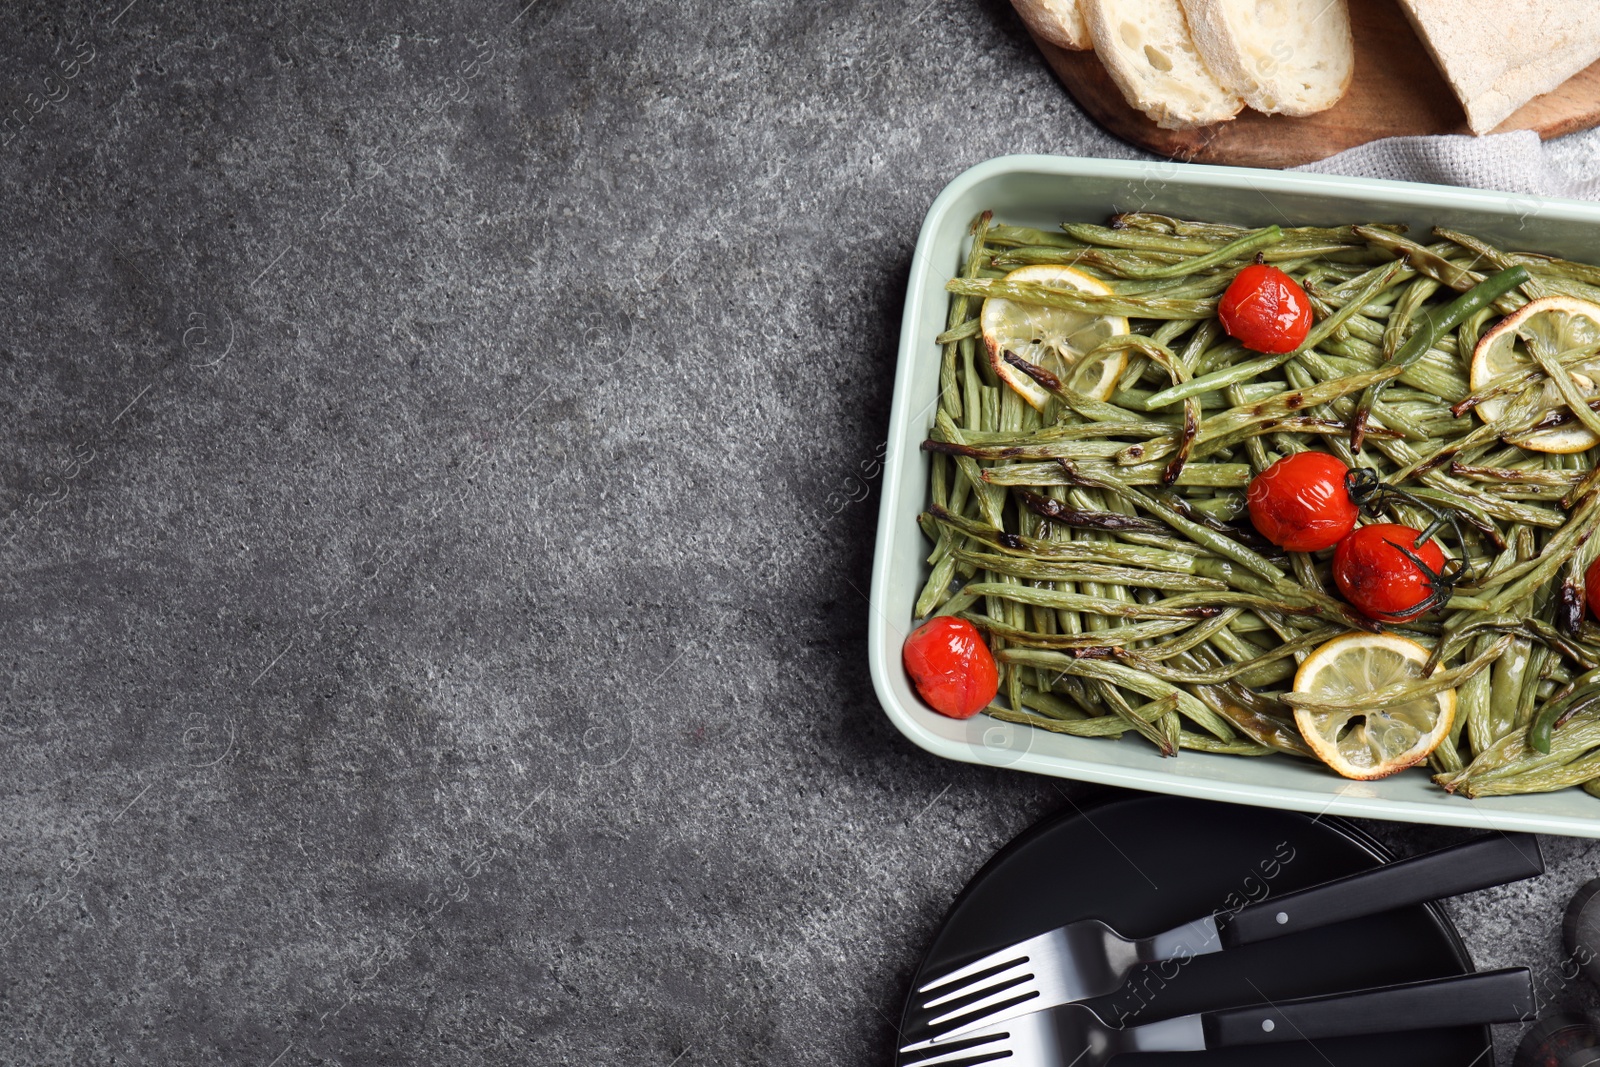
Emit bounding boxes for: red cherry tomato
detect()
[902,617,999,719]
[1587,557,1600,621]
[1246,451,1360,552]
[1218,264,1314,354]
[1333,523,1448,622]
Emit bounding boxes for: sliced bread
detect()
[1397,0,1600,133]
[1081,0,1243,129]
[1011,0,1091,51]
[1180,0,1353,116]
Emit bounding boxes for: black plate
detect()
[898,794,1486,1066]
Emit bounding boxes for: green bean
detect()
[1145,260,1408,409]
[1441,705,1600,791]
[1530,667,1600,753]
[1000,648,1235,740]
[1452,342,1600,417]
[1516,637,1553,731]
[954,582,1295,619]
[965,423,1183,449]
[1460,632,1499,754]
[1380,277,1442,362]
[1112,226,1286,280]
[1437,226,1600,292]
[1526,334,1600,440]
[917,207,1600,796]
[997,349,1163,423]
[1367,436,1566,526]
[962,612,1200,648]
[1061,464,1373,631]
[1113,625,1333,684]
[1109,213,1244,239]
[1426,611,1530,670]
[1449,462,1582,487]
[926,436,1126,462]
[1175,660,1313,755]
[914,552,957,618]
[1353,267,1532,449]
[984,223,1084,248]
[935,318,981,345]
[949,549,1226,591]
[938,211,991,417]
[1283,637,1512,717]
[1062,467,1281,582]
[1101,680,1181,754]
[1523,617,1600,670]
[925,505,1204,566]
[1124,410,1399,468]
[945,277,1216,320]
[1178,733,1276,755]
[1478,491,1600,606]
[1100,337,1202,484]
[988,703,1121,735]
[989,245,1122,268]
[1444,700,1600,795]
[1061,223,1213,252]
[983,460,1252,489]
[1134,609,1244,660]
[933,410,1006,528]
[1078,251,1195,279]
[1016,488,1170,535]
[1355,227,1486,293]
[1454,750,1600,797]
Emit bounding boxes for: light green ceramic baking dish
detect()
[869,154,1600,837]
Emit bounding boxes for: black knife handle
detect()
[1216,832,1543,949]
[1201,968,1534,1048]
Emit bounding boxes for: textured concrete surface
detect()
[4,1,1600,1064]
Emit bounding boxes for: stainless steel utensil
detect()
[900,967,1534,1067]
[913,831,1541,1039]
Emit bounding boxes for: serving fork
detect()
[912,831,1541,1040]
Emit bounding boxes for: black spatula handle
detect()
[1216,832,1543,949]
[1202,968,1534,1047]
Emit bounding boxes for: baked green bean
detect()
[910,208,1600,800]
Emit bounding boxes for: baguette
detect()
[1180,0,1353,117]
[1012,0,1091,51]
[1081,0,1243,129]
[1396,0,1600,134]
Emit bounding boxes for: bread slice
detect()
[1012,0,1091,51]
[1180,0,1353,117]
[1081,0,1243,129]
[1396,0,1600,133]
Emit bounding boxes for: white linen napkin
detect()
[1293,130,1600,201]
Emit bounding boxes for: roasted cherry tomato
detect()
[1218,263,1314,354]
[1587,557,1600,621]
[902,616,999,719]
[1246,451,1360,552]
[1333,523,1449,622]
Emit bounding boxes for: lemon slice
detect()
[981,264,1129,410]
[1291,632,1456,781]
[1470,295,1600,453]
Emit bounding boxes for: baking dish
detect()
[868,154,1600,837]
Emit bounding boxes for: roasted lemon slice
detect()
[1470,295,1600,453]
[981,264,1129,410]
[1291,632,1456,781]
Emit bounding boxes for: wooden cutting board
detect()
[1034,0,1600,168]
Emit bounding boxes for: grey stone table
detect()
[5,1,1600,1064]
